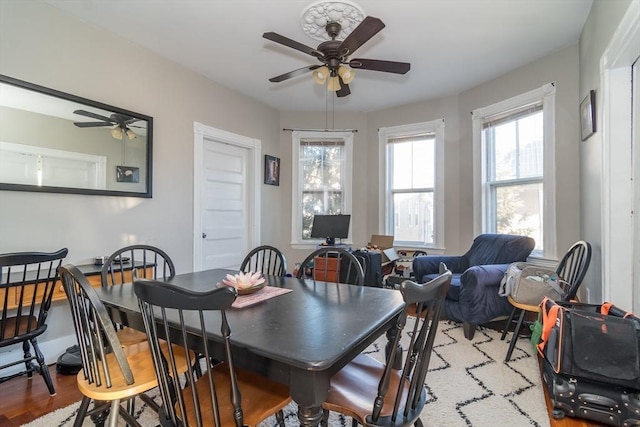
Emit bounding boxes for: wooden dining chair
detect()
[240,245,287,277]
[321,271,452,427]
[296,247,365,286]
[133,278,292,427]
[0,248,68,395]
[101,244,176,347]
[101,244,175,287]
[501,240,592,361]
[59,264,190,427]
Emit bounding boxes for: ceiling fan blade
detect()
[269,65,320,83]
[263,32,323,58]
[336,76,351,98]
[349,58,410,74]
[338,16,385,57]
[73,109,114,123]
[73,121,112,128]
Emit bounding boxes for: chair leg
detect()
[501,307,518,341]
[505,309,526,362]
[352,418,359,427]
[276,409,285,427]
[74,397,92,427]
[321,409,330,427]
[22,341,33,378]
[31,337,56,395]
[108,399,120,427]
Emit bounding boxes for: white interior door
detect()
[193,123,261,272]
[633,57,639,314]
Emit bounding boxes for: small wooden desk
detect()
[96,269,405,427]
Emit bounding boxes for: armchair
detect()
[413,234,535,339]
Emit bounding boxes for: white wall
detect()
[578,0,633,303]
[0,1,281,362]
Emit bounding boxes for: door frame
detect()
[193,122,261,272]
[600,1,639,308]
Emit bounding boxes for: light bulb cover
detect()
[312,66,330,84]
[125,128,137,139]
[338,66,355,84]
[327,75,341,92]
[111,127,123,140]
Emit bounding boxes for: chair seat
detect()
[180,362,291,427]
[323,354,410,422]
[115,327,148,348]
[506,295,540,312]
[77,341,191,401]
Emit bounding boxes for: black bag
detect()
[541,356,640,426]
[537,298,640,391]
[537,298,640,426]
[345,250,382,287]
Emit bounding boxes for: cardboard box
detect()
[368,235,395,262]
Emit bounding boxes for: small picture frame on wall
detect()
[116,166,140,183]
[580,89,596,141]
[264,155,280,186]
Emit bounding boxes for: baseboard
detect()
[0,334,77,376]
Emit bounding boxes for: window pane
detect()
[489,111,543,182]
[391,137,434,190]
[300,142,344,240]
[494,182,543,250]
[392,192,434,244]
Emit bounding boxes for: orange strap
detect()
[537,297,560,355]
[601,302,613,315]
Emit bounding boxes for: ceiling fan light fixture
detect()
[312,66,330,84]
[111,127,123,140]
[125,128,137,139]
[338,65,355,84]
[327,75,341,91]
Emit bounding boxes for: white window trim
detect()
[378,119,445,250]
[472,82,557,258]
[290,130,353,249]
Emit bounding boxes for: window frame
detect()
[378,119,445,250]
[291,130,353,248]
[472,82,556,259]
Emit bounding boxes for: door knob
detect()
[202,233,207,239]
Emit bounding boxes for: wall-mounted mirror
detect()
[0,74,152,197]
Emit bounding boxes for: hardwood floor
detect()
[0,363,603,426]
[0,365,82,427]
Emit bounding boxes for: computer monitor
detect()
[310,214,351,245]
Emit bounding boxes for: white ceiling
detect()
[44,0,593,113]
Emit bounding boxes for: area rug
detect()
[22,321,549,427]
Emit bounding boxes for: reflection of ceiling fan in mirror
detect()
[73,109,143,140]
[263,15,410,97]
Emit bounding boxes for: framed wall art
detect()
[264,155,280,186]
[580,89,596,141]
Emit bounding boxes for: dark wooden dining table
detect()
[95,268,405,427]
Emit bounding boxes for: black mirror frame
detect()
[0,74,153,198]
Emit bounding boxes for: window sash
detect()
[473,82,555,257]
[379,119,444,249]
[291,131,353,247]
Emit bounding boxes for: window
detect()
[473,82,556,258]
[379,119,445,248]
[291,131,353,247]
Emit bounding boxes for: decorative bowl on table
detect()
[222,272,266,295]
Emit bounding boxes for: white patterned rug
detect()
[22,321,549,427]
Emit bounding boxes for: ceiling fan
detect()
[263,16,410,97]
[73,109,142,140]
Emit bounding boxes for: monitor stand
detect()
[324,237,336,246]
